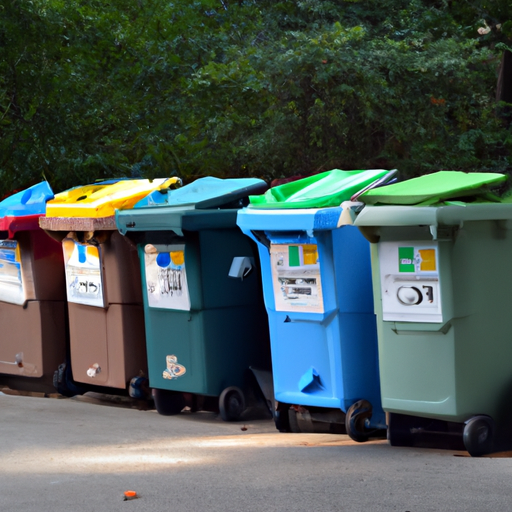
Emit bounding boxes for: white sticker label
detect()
[144,244,191,311]
[62,239,105,307]
[270,244,324,313]
[0,240,26,305]
[379,241,443,323]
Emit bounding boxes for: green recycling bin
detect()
[116,177,271,420]
[350,171,512,456]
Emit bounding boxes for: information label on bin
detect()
[270,244,324,313]
[379,241,443,323]
[144,244,191,311]
[0,240,26,305]
[62,238,105,308]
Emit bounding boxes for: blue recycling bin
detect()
[237,172,387,440]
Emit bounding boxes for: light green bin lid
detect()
[359,171,507,206]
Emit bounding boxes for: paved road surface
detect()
[0,392,511,511]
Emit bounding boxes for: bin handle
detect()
[350,169,398,202]
[158,177,183,191]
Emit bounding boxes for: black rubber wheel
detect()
[287,407,301,433]
[463,416,494,457]
[345,399,373,442]
[387,413,414,447]
[219,386,246,421]
[274,402,291,432]
[152,388,186,416]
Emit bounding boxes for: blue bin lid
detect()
[0,181,54,218]
[135,177,267,209]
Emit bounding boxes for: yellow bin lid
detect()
[45,178,180,218]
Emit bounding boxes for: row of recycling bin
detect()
[2,168,511,457]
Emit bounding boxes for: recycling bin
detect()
[351,170,512,455]
[40,178,179,392]
[237,169,390,441]
[0,182,67,393]
[115,177,271,420]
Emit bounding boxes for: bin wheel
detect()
[463,416,494,457]
[387,413,414,447]
[152,388,186,416]
[288,408,301,433]
[346,400,373,443]
[274,402,291,433]
[219,387,246,421]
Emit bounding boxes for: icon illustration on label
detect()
[162,355,186,379]
[398,247,437,273]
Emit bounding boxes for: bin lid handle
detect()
[349,169,398,202]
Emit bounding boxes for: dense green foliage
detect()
[1,0,512,195]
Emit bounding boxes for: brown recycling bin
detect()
[0,182,67,392]
[40,178,178,391]
[41,216,147,389]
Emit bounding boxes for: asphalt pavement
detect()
[1,392,511,512]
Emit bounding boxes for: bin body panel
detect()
[41,178,174,392]
[102,231,143,304]
[0,187,67,383]
[238,208,385,426]
[0,300,66,378]
[145,308,207,394]
[145,307,268,396]
[269,311,343,409]
[373,218,512,424]
[21,230,66,301]
[68,302,109,385]
[69,302,146,388]
[139,225,270,397]
[199,229,263,310]
[64,231,147,389]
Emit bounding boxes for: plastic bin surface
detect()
[136,176,266,209]
[249,169,390,209]
[45,178,180,218]
[0,182,61,306]
[0,182,66,382]
[116,177,270,398]
[354,200,512,431]
[359,171,506,205]
[0,181,54,235]
[116,178,268,235]
[38,179,175,389]
[237,206,385,426]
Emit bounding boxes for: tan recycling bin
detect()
[40,178,180,391]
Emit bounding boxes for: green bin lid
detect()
[359,171,507,206]
[249,169,391,209]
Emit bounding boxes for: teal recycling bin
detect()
[351,171,512,456]
[116,177,271,420]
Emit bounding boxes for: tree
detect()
[1,0,511,196]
